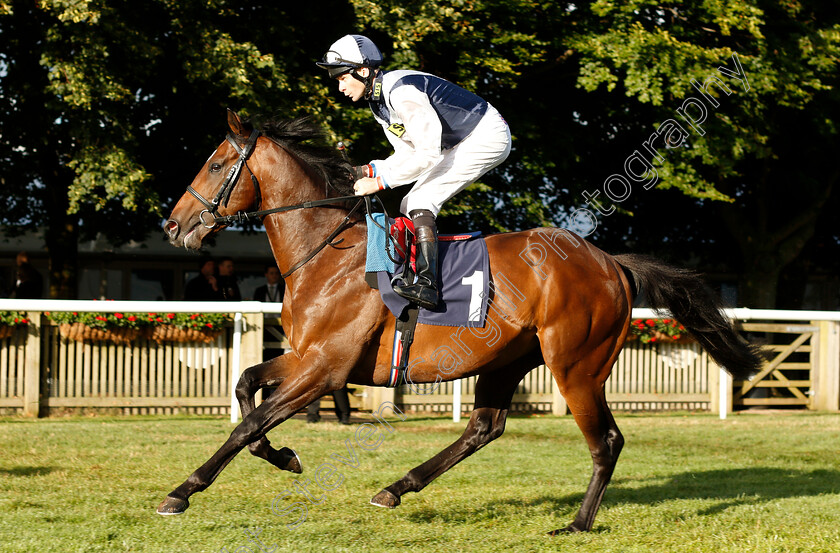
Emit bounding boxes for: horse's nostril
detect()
[164,220,179,238]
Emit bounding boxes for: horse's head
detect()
[164,110,262,250]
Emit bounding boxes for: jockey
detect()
[316,34,511,310]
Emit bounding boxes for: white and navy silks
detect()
[365,70,511,216]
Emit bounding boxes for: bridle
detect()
[187,130,262,229]
[184,129,365,279]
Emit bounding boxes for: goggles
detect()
[320,50,363,68]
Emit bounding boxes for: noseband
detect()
[187,130,262,229]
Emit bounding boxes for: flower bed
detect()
[46,309,231,344]
[0,311,30,339]
[629,318,691,343]
[57,322,141,344]
[142,312,229,343]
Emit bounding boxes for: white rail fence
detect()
[1,300,838,421]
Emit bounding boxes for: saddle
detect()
[365,214,489,387]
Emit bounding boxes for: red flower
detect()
[190,314,198,320]
[13,318,19,323]
[166,313,175,319]
[649,337,657,342]
[156,317,163,322]
[115,313,124,319]
[127,315,136,322]
[21,319,28,324]
[645,319,655,326]
[205,323,213,328]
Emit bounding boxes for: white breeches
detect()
[401,104,511,216]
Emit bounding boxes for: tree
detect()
[567,0,840,307]
[0,0,355,297]
[3,1,837,307]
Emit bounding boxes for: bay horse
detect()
[158,110,763,533]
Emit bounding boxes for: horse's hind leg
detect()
[235,355,302,473]
[371,363,532,508]
[550,365,623,534]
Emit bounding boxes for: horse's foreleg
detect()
[156,371,334,515]
[235,355,301,473]
[370,368,527,508]
[550,379,623,534]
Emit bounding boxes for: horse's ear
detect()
[226,109,251,137]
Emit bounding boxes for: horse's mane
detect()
[256,117,355,197]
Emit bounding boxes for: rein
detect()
[211,193,361,226]
[187,129,369,279]
[277,197,365,279]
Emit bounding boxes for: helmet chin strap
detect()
[351,69,376,99]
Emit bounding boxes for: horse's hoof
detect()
[156,495,189,516]
[547,524,586,535]
[370,489,400,508]
[278,447,302,474]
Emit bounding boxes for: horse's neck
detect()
[256,144,365,288]
[262,198,366,285]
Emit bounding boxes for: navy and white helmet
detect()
[316,35,383,78]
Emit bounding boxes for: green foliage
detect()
[46,310,147,329]
[567,0,839,196]
[563,0,840,306]
[630,317,689,343]
[67,145,154,214]
[27,1,293,220]
[145,311,232,330]
[45,310,231,330]
[0,311,30,326]
[0,0,357,295]
[2,1,838,305]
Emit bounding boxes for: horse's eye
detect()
[210,163,222,173]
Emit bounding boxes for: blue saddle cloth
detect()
[365,214,489,328]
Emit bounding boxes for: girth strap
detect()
[387,305,420,388]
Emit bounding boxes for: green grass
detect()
[2,412,840,553]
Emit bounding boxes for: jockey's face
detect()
[336,67,369,102]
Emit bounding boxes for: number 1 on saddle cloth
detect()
[364,213,490,387]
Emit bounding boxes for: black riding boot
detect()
[393,209,440,310]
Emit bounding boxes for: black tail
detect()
[615,253,764,380]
